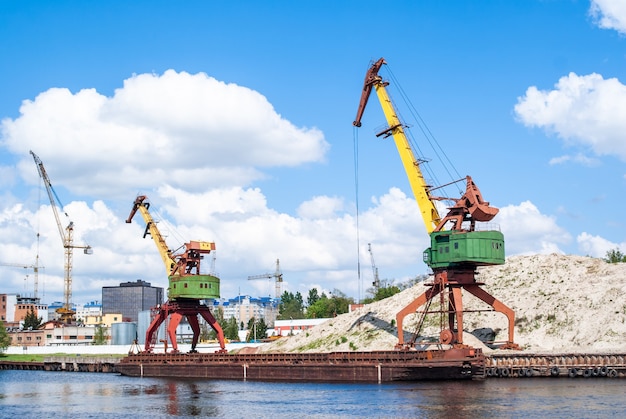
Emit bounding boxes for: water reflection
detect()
[1,370,624,418]
[120,379,220,416]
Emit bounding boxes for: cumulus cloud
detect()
[297,196,345,219]
[494,201,571,255]
[577,232,625,257]
[590,0,626,35]
[1,70,329,199]
[514,72,626,162]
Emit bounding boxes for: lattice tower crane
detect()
[30,151,92,323]
[247,259,283,299]
[0,261,43,298]
[353,58,518,350]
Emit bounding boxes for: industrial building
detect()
[102,279,164,323]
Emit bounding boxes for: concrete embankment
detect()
[0,356,119,372]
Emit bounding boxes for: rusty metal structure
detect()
[116,347,485,381]
[126,195,226,353]
[353,58,518,349]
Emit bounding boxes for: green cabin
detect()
[168,274,221,300]
[423,230,505,269]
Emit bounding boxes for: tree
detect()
[92,324,109,345]
[604,248,626,263]
[362,278,402,304]
[306,289,354,318]
[255,318,268,340]
[22,307,42,330]
[0,321,11,352]
[246,317,268,342]
[277,291,305,319]
[223,316,240,341]
[307,288,320,307]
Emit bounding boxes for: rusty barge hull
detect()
[116,349,484,382]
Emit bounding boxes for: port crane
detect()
[367,243,380,290]
[247,259,283,299]
[126,195,226,353]
[30,150,92,323]
[354,58,518,349]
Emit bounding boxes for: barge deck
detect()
[115,348,484,382]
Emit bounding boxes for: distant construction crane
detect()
[0,260,43,298]
[248,259,283,299]
[367,243,380,290]
[31,150,92,323]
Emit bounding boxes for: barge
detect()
[115,347,485,383]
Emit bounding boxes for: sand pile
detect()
[259,254,626,354]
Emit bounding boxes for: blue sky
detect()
[0,1,624,306]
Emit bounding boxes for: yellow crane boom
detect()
[125,195,176,274]
[353,58,441,234]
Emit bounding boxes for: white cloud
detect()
[577,232,625,257]
[0,183,431,303]
[297,196,345,219]
[514,72,626,162]
[590,0,626,34]
[494,201,571,256]
[548,153,601,166]
[1,70,329,199]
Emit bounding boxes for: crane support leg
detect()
[199,309,227,352]
[143,300,226,353]
[446,286,464,345]
[395,285,443,348]
[463,284,519,348]
[187,315,201,352]
[167,312,184,353]
[144,307,168,352]
[395,269,519,349]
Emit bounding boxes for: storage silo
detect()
[111,322,137,345]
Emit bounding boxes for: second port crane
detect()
[354,58,518,349]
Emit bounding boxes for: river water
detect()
[0,370,623,418]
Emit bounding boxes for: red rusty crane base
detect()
[144,299,227,354]
[396,268,520,350]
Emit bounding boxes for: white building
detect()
[213,295,280,327]
[75,301,102,323]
